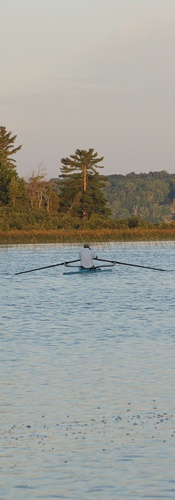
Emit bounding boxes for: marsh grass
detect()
[0,227,175,244]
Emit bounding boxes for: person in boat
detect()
[79,244,98,269]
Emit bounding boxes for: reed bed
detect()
[0,227,175,244]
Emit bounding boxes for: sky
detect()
[1,0,175,179]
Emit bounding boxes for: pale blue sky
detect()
[1,0,175,178]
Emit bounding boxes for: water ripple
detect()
[1,243,175,499]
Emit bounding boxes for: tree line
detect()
[105,171,175,223]
[1,125,175,230]
[0,126,111,230]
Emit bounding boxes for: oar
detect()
[15,259,80,275]
[94,257,166,272]
[94,264,115,268]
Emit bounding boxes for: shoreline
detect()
[1,228,175,244]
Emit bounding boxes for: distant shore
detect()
[1,228,175,244]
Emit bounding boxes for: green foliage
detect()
[59,148,110,218]
[1,125,175,228]
[106,171,175,223]
[8,177,29,208]
[0,126,22,168]
[0,126,22,205]
[0,207,63,230]
[128,217,139,228]
[60,148,104,177]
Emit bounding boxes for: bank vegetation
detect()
[1,126,175,244]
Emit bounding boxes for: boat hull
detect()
[63,267,113,275]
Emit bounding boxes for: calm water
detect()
[1,242,175,500]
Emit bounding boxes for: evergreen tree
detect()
[0,126,22,204]
[8,177,29,208]
[59,148,110,218]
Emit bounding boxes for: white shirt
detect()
[79,247,97,268]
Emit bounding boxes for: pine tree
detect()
[8,177,29,208]
[0,126,22,204]
[59,148,110,218]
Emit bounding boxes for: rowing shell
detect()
[63,267,113,276]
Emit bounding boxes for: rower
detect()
[79,244,98,269]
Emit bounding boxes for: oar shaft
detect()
[94,257,166,272]
[95,264,115,268]
[15,263,63,275]
[114,261,166,271]
[15,259,80,275]
[94,257,115,264]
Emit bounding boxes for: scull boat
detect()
[63,265,114,275]
[15,256,166,277]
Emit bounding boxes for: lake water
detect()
[1,242,175,500]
